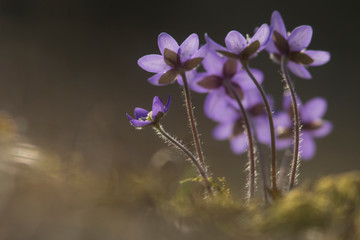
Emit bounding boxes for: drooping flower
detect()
[273,92,332,159]
[205,24,270,63]
[126,95,171,128]
[266,10,330,79]
[137,33,207,86]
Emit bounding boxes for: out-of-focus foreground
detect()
[1,117,359,239]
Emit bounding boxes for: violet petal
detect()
[164,95,171,113]
[288,25,313,52]
[300,132,316,160]
[225,30,247,54]
[134,108,149,119]
[232,68,263,90]
[148,73,167,86]
[213,122,233,140]
[250,24,270,49]
[310,120,333,138]
[202,49,225,75]
[178,33,199,62]
[152,96,165,119]
[230,134,248,154]
[271,11,287,38]
[304,50,331,66]
[158,32,179,55]
[287,61,312,79]
[302,97,327,122]
[137,54,170,73]
[205,33,227,52]
[130,119,152,128]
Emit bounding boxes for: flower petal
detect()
[205,33,227,52]
[271,11,287,38]
[148,73,167,86]
[204,88,238,122]
[232,68,263,91]
[134,108,149,119]
[310,120,333,138]
[275,112,292,128]
[126,113,134,121]
[137,54,170,73]
[177,70,208,94]
[302,97,327,122]
[192,43,209,59]
[230,134,248,154]
[288,25,313,52]
[282,90,303,112]
[225,31,247,54]
[213,122,233,140]
[202,49,225,75]
[287,61,312,79]
[130,119,152,128]
[266,40,280,54]
[158,32,179,55]
[300,132,316,160]
[178,33,199,62]
[152,96,165,119]
[163,95,171,113]
[250,24,270,49]
[186,72,212,93]
[304,50,330,66]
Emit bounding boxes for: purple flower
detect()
[190,49,264,121]
[273,93,333,160]
[210,89,272,155]
[205,24,270,63]
[137,33,208,86]
[266,11,330,79]
[213,107,250,154]
[126,95,171,128]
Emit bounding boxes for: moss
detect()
[2,154,360,239]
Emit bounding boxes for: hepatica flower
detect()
[275,93,333,159]
[126,96,170,128]
[192,49,264,120]
[206,24,270,63]
[266,11,330,79]
[213,107,250,154]
[137,33,207,86]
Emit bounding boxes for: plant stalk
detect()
[180,71,207,172]
[242,62,277,191]
[153,123,213,195]
[280,57,301,190]
[224,79,256,199]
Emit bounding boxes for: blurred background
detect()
[0,0,359,239]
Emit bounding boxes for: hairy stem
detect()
[280,57,301,190]
[224,79,256,199]
[153,123,213,195]
[180,71,207,171]
[243,63,277,191]
[248,115,269,204]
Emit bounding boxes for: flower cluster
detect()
[127,10,332,199]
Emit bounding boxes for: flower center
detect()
[145,111,153,121]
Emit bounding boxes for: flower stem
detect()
[153,123,213,195]
[242,62,277,191]
[249,116,269,204]
[280,57,300,190]
[224,79,256,199]
[180,71,207,171]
